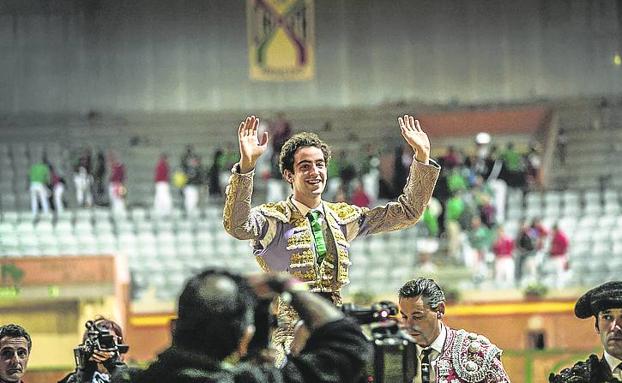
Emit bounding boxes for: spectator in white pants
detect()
[109,183,126,215]
[53,181,64,213]
[50,167,65,213]
[108,154,126,216]
[74,166,93,207]
[183,184,199,214]
[153,154,172,216]
[548,223,569,288]
[29,161,50,216]
[183,156,204,215]
[492,226,515,288]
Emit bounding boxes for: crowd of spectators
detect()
[410,139,571,289]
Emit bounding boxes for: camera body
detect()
[341,301,405,342]
[341,301,398,325]
[342,301,415,383]
[73,320,129,370]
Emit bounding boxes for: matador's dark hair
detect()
[279,132,332,177]
[398,278,446,311]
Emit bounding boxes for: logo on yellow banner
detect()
[247,0,315,81]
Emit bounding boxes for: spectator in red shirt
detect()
[531,217,549,251]
[492,225,515,287]
[549,223,570,288]
[441,145,462,169]
[154,153,172,216]
[108,153,127,215]
[350,180,371,208]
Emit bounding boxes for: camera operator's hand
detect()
[247,272,343,331]
[247,272,302,299]
[88,350,116,364]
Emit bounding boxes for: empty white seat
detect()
[93,209,110,221]
[135,218,154,231]
[584,190,600,205]
[74,221,94,235]
[1,211,19,223]
[15,221,34,235]
[525,193,542,210]
[35,221,55,233]
[0,222,15,236]
[131,208,148,221]
[74,209,93,221]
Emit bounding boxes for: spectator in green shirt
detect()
[29,161,50,215]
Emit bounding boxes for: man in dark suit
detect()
[549,281,622,382]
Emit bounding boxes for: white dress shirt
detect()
[414,324,447,383]
[604,350,622,381]
[291,197,322,218]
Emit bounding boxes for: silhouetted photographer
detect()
[113,268,370,383]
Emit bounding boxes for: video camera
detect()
[341,301,407,342]
[342,301,416,383]
[73,320,129,370]
[341,301,397,325]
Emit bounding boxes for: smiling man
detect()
[224,115,439,361]
[0,324,31,383]
[549,281,622,382]
[398,278,510,383]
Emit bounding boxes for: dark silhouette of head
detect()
[173,269,257,361]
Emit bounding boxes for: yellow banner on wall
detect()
[247,0,315,81]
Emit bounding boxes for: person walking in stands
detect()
[93,150,106,205]
[153,153,172,216]
[183,155,204,215]
[73,147,93,205]
[49,165,66,214]
[223,114,440,361]
[548,223,569,288]
[29,158,50,216]
[108,153,126,215]
[74,165,94,208]
[492,225,515,288]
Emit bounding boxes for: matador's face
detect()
[287,146,327,204]
[597,308,622,359]
[399,296,443,348]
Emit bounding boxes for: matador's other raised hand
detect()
[398,114,430,165]
[238,115,269,173]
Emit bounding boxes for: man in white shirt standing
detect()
[549,281,622,382]
[398,278,510,383]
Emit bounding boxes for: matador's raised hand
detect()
[398,114,430,165]
[238,115,269,173]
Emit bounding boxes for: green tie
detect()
[307,210,327,265]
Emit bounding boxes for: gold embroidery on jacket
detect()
[255,256,270,272]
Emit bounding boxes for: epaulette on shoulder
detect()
[548,355,599,383]
[258,201,291,223]
[451,329,503,382]
[324,202,363,225]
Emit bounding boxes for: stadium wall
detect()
[0,0,621,113]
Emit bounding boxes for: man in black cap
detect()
[549,281,622,382]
